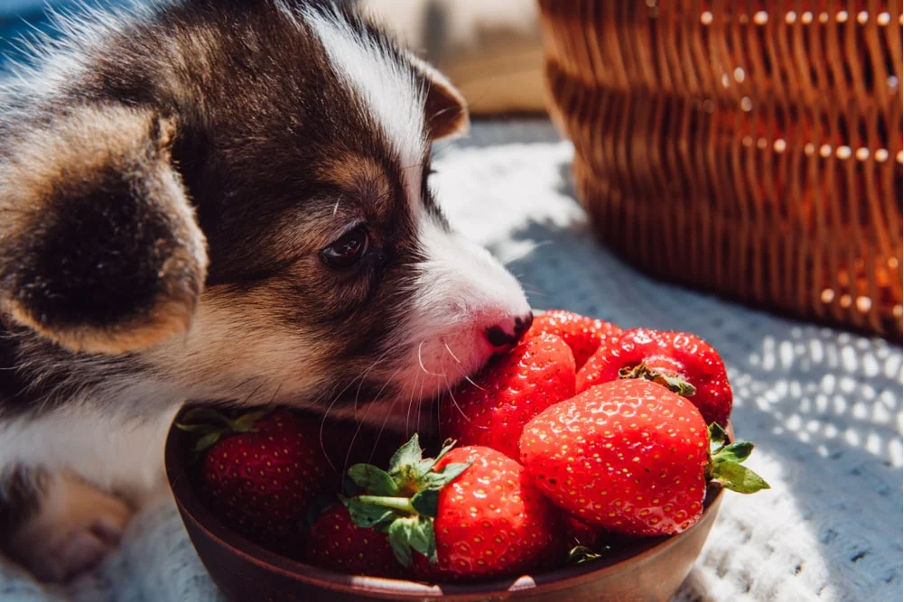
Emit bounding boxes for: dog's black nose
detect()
[514,312,533,339]
[485,312,534,348]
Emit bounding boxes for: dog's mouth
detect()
[318,388,444,437]
[312,342,497,435]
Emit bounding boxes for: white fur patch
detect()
[415,216,529,327]
[300,4,427,208]
[387,213,531,402]
[0,406,176,501]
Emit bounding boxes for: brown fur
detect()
[0,0,480,421]
[0,1,530,584]
[317,154,394,212]
[0,106,207,354]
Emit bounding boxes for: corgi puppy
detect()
[0,0,531,581]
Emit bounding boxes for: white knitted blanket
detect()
[2,119,901,602]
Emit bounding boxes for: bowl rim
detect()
[165,415,724,599]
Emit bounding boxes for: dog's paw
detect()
[8,474,132,583]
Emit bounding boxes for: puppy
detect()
[0,0,531,582]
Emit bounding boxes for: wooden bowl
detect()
[165,417,723,602]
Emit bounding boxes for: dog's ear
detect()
[0,105,208,354]
[408,55,469,140]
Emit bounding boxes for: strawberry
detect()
[577,328,733,426]
[562,516,649,560]
[341,436,564,580]
[317,419,408,475]
[562,516,628,565]
[439,333,575,459]
[304,504,402,577]
[178,408,329,553]
[519,380,768,537]
[563,515,607,550]
[528,309,622,369]
[414,446,564,579]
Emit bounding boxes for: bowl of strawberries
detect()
[165,310,768,601]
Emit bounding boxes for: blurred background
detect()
[1,0,82,68]
[1,0,549,114]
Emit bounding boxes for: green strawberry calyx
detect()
[619,361,697,397]
[175,407,273,452]
[706,423,770,493]
[340,434,472,567]
[567,545,605,565]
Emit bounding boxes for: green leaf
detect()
[708,423,727,453]
[193,431,223,452]
[654,373,697,397]
[618,363,647,380]
[708,422,727,441]
[619,362,696,397]
[388,434,423,475]
[420,461,472,490]
[709,460,770,493]
[347,464,400,496]
[410,489,439,517]
[415,458,438,479]
[180,407,234,428]
[436,461,471,482]
[174,423,218,434]
[568,545,604,565]
[714,441,754,463]
[706,427,769,493]
[230,409,271,432]
[385,516,436,567]
[430,438,457,467]
[405,516,436,559]
[387,519,414,567]
[344,497,398,529]
[341,474,363,497]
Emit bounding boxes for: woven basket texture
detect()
[538,1,903,338]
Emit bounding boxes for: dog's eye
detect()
[320,225,369,269]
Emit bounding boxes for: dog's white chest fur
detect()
[0,406,177,500]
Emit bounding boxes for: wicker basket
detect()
[538,1,902,338]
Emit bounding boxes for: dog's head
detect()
[0,1,530,423]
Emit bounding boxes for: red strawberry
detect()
[341,436,564,580]
[318,419,407,474]
[439,333,575,459]
[179,408,329,553]
[563,516,648,553]
[520,380,768,537]
[562,516,631,565]
[577,328,733,426]
[563,515,607,549]
[414,446,564,579]
[304,504,402,577]
[528,309,622,369]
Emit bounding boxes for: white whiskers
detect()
[343,366,400,474]
[417,340,446,377]
[317,346,392,473]
[443,340,485,392]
